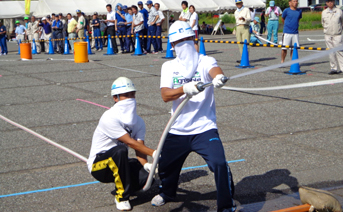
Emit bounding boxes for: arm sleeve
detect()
[282,9,287,19]
[279,7,282,15]
[203,56,219,76]
[265,7,270,15]
[100,116,127,140]
[245,9,251,22]
[160,62,174,88]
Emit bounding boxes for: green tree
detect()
[266,0,289,10]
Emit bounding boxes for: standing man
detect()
[116,3,127,53]
[105,4,119,53]
[132,5,145,52]
[59,13,67,40]
[27,16,41,53]
[146,0,159,54]
[138,1,149,51]
[24,16,30,40]
[67,13,78,52]
[234,0,251,56]
[151,21,235,212]
[0,21,8,56]
[15,20,26,44]
[52,15,63,54]
[281,0,302,63]
[39,17,52,54]
[76,10,86,42]
[179,1,191,24]
[92,12,103,52]
[124,7,135,53]
[265,1,282,44]
[87,77,156,211]
[322,0,343,75]
[155,3,165,53]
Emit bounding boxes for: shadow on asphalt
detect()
[235,169,299,212]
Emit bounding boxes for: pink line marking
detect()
[76,99,110,109]
[0,75,2,77]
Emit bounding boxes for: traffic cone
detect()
[17,39,21,55]
[104,36,115,55]
[32,39,38,54]
[162,38,175,59]
[63,37,71,55]
[199,37,206,55]
[235,39,254,69]
[132,33,145,56]
[86,36,94,55]
[285,43,306,75]
[46,38,54,54]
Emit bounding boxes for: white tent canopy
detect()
[33,0,265,17]
[0,1,38,19]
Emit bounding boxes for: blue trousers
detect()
[52,31,57,51]
[55,32,63,53]
[250,36,263,45]
[158,129,235,211]
[125,26,135,52]
[156,25,163,51]
[117,26,126,51]
[267,20,279,44]
[93,28,103,50]
[0,36,7,54]
[147,25,157,52]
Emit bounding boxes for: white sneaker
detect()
[115,198,131,211]
[151,194,165,206]
[3,53,6,55]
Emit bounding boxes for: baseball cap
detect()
[42,17,47,21]
[270,1,275,6]
[59,13,63,16]
[94,12,98,15]
[254,17,260,23]
[145,0,153,5]
[15,20,20,24]
[24,17,29,20]
[138,1,143,5]
[46,15,51,18]
[76,9,81,13]
[122,5,128,9]
[81,12,85,15]
[235,0,243,3]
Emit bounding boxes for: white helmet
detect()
[111,77,136,96]
[168,20,195,43]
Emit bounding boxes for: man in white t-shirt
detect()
[179,1,191,24]
[105,4,119,53]
[132,5,145,51]
[189,5,199,50]
[155,3,165,53]
[87,77,156,211]
[151,21,236,212]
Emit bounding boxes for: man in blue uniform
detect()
[0,21,8,55]
[52,15,63,54]
[116,3,127,53]
[138,1,149,51]
[92,12,103,51]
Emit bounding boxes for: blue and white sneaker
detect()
[151,194,165,206]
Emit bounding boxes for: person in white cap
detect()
[151,20,236,212]
[87,77,157,211]
[265,1,282,44]
[234,0,251,56]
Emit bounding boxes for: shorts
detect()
[282,33,300,50]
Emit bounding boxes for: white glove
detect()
[183,81,200,96]
[152,150,157,159]
[144,163,152,173]
[212,74,226,88]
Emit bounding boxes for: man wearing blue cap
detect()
[138,1,149,51]
[234,0,251,55]
[265,1,282,44]
[145,0,159,54]
[116,3,127,53]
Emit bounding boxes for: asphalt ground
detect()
[0,30,342,212]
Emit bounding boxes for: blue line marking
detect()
[0,159,245,198]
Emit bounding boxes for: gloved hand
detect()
[152,150,157,159]
[183,81,200,96]
[144,163,152,173]
[212,74,226,88]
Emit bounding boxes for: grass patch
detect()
[301,12,322,22]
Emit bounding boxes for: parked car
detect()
[309,4,321,10]
[314,5,328,11]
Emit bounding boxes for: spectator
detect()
[124,7,135,53]
[76,10,86,42]
[138,1,149,51]
[67,13,78,52]
[281,0,302,63]
[169,14,175,26]
[116,3,127,53]
[322,0,343,75]
[250,17,262,44]
[132,5,145,52]
[51,13,59,51]
[179,1,191,24]
[15,20,26,44]
[92,12,103,52]
[221,22,227,31]
[189,5,199,50]
[86,77,155,211]
[39,17,52,54]
[0,21,8,55]
[145,0,159,54]
[155,3,165,53]
[265,1,282,44]
[24,17,30,40]
[105,4,119,53]
[59,13,67,39]
[250,8,256,21]
[260,10,266,34]
[82,12,89,38]
[100,16,107,46]
[38,20,45,53]
[52,15,63,54]
[234,0,251,55]
[27,16,41,54]
[201,21,208,34]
